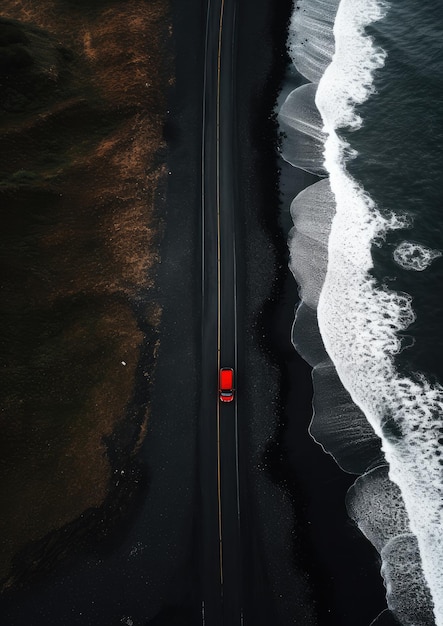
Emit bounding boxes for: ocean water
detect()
[280,0,443,624]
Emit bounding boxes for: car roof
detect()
[220,368,233,387]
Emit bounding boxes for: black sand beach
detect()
[0,0,392,624]
[228,3,390,626]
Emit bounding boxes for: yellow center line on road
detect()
[216,0,225,591]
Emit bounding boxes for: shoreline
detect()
[253,17,390,626]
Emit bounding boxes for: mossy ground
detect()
[0,0,171,586]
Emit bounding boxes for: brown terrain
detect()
[0,0,172,587]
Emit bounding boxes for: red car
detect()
[219,367,234,403]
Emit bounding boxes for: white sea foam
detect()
[346,465,410,553]
[288,178,381,472]
[393,241,442,272]
[347,467,436,625]
[381,535,435,626]
[288,179,334,307]
[292,302,328,367]
[280,83,324,142]
[315,0,443,622]
[288,0,341,84]
[278,84,326,175]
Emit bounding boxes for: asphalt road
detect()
[198,1,303,624]
[199,0,244,624]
